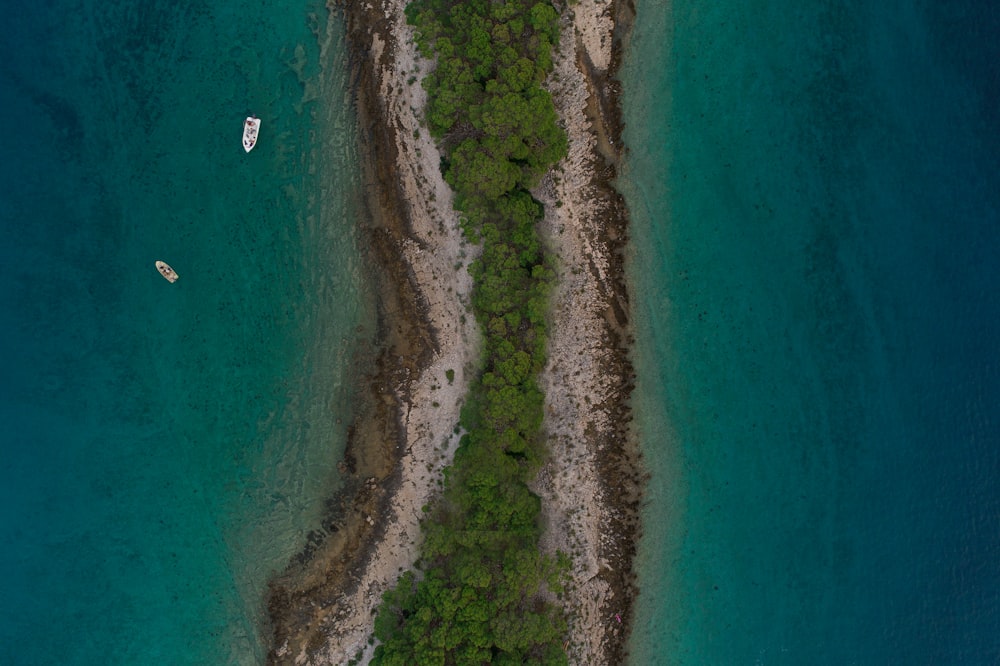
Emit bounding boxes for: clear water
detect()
[621,0,1000,663]
[0,1,371,663]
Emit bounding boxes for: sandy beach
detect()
[265,0,642,663]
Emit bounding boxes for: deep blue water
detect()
[622,0,1000,663]
[0,1,369,663]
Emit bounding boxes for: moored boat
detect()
[155,260,179,283]
[243,116,260,152]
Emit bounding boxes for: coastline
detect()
[264,0,642,663]
[534,0,641,662]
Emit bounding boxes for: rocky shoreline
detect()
[532,0,642,662]
[264,1,642,663]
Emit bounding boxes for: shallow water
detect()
[621,0,1000,663]
[0,2,371,663]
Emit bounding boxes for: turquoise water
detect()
[621,0,1000,663]
[0,2,370,663]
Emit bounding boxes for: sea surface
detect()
[0,1,370,663]
[621,0,1000,663]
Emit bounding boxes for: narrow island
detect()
[265,0,642,663]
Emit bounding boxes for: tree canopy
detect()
[372,1,569,663]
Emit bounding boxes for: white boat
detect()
[243,116,260,152]
[155,260,179,283]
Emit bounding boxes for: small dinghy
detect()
[243,116,260,152]
[156,261,179,283]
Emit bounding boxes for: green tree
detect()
[373,0,570,662]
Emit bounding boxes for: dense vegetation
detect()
[370,0,569,663]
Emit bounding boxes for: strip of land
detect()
[265,0,641,663]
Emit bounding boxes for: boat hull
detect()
[243,117,260,152]
[155,261,179,283]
